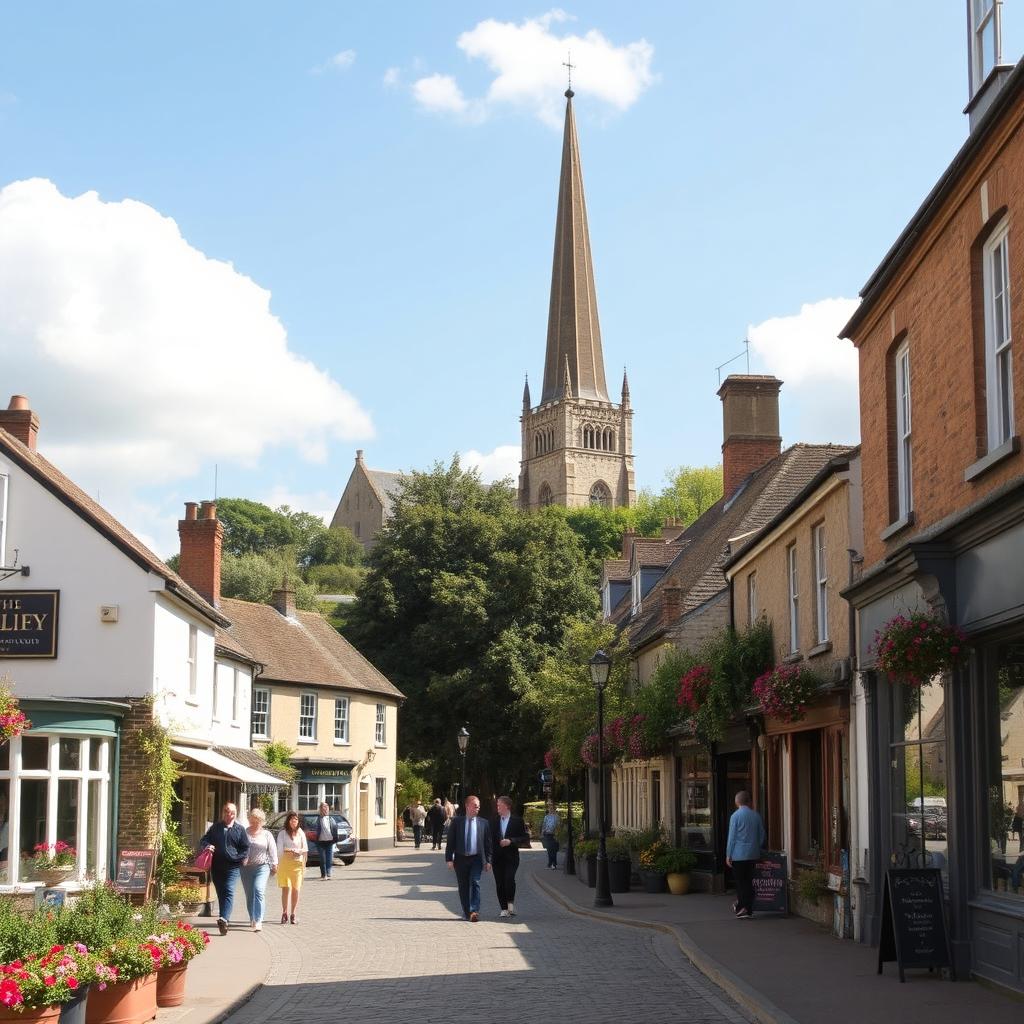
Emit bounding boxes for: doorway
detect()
[716,750,752,888]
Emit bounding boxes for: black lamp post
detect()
[457,726,469,810]
[589,650,613,908]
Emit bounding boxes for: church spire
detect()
[621,367,631,407]
[522,375,531,413]
[563,353,574,399]
[540,90,609,404]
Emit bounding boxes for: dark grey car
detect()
[267,811,358,865]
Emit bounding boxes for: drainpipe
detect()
[110,730,121,883]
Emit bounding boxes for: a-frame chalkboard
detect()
[877,868,954,982]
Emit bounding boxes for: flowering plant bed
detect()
[638,840,668,872]
[30,843,76,874]
[581,714,649,766]
[871,612,968,686]
[102,940,163,982]
[677,665,713,714]
[0,944,109,1010]
[145,924,208,966]
[753,665,822,724]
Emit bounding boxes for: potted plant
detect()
[84,940,162,1024]
[0,680,30,744]
[604,838,633,893]
[31,844,77,887]
[638,840,669,893]
[870,612,968,686]
[0,953,85,1023]
[150,922,208,1008]
[162,885,203,919]
[656,848,697,895]
[574,839,598,888]
[753,665,822,724]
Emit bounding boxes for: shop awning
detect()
[171,744,288,787]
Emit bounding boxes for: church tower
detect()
[519,89,635,511]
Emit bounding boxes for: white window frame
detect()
[970,0,1001,97]
[746,571,757,628]
[787,544,799,654]
[0,474,8,567]
[374,703,386,747]
[814,524,829,645]
[631,573,641,615]
[299,691,318,742]
[895,340,913,519]
[374,777,387,821]
[334,697,350,744]
[231,668,241,724]
[984,218,1014,450]
[187,625,198,699]
[211,667,219,723]
[252,687,270,739]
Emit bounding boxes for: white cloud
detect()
[461,444,520,483]
[747,297,861,444]
[311,49,356,75]
[0,178,374,492]
[382,67,402,89]
[411,73,475,118]
[411,10,654,126]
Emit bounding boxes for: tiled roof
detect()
[213,745,293,781]
[626,444,854,650]
[220,597,404,700]
[0,427,228,627]
[214,627,256,663]
[365,469,403,520]
[600,559,630,584]
[630,538,682,568]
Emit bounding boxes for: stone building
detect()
[519,89,635,511]
[329,450,401,553]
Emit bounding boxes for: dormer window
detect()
[970,0,1001,98]
[631,573,641,615]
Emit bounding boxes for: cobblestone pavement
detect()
[224,847,753,1024]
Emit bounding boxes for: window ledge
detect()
[807,641,833,659]
[184,699,200,707]
[880,511,915,542]
[297,738,318,745]
[334,740,351,746]
[965,435,1020,482]
[374,743,387,749]
[782,652,803,665]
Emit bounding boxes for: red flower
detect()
[67,978,78,990]
[43,976,56,987]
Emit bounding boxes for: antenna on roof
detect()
[214,464,218,501]
[715,339,751,383]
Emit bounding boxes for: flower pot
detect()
[579,854,597,887]
[640,869,667,894]
[59,984,91,1024]
[37,867,74,887]
[608,859,632,893]
[666,871,691,895]
[85,973,158,1024]
[0,1006,62,1023]
[156,962,188,1008]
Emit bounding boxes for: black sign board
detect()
[0,591,59,658]
[752,850,788,915]
[114,849,156,895]
[878,869,954,982]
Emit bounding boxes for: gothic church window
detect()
[538,483,553,507]
[590,481,611,507]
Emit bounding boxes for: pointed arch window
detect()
[589,481,611,508]
[538,483,553,507]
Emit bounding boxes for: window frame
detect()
[374,703,386,747]
[813,523,829,645]
[787,543,799,654]
[187,625,198,700]
[895,340,913,520]
[334,697,350,744]
[374,777,387,822]
[984,218,1014,450]
[747,571,757,628]
[299,691,318,742]
[970,0,999,97]
[231,668,241,724]
[251,686,270,739]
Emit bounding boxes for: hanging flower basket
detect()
[677,665,713,715]
[0,680,30,744]
[753,665,822,724]
[870,613,968,686]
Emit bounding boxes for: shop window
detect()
[675,748,711,849]
[987,642,1024,896]
[322,783,348,815]
[793,731,824,864]
[297,782,320,812]
[21,736,47,771]
[888,677,947,882]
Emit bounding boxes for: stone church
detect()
[518,88,635,511]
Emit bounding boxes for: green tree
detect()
[657,464,724,523]
[396,758,435,805]
[345,458,598,801]
[304,526,362,568]
[215,498,301,556]
[221,550,319,610]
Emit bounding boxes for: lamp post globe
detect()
[457,726,469,810]
[589,650,613,908]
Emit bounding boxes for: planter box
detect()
[608,859,632,893]
[578,854,597,888]
[640,870,667,894]
[85,973,157,1024]
[790,886,833,928]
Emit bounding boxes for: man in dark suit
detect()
[445,794,492,921]
[491,795,530,918]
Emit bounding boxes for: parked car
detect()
[906,800,947,839]
[267,811,358,865]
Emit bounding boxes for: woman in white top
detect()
[276,811,308,924]
[241,807,278,931]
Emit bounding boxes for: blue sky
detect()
[1,3,1018,555]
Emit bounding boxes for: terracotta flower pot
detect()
[666,871,691,895]
[156,962,189,1008]
[0,1005,62,1023]
[85,973,158,1024]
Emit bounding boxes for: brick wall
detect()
[722,438,783,501]
[116,698,160,851]
[850,93,1024,567]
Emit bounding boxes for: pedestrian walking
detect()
[276,810,308,925]
[411,800,427,849]
[241,807,278,932]
[726,791,766,920]
[314,802,340,879]
[199,802,250,935]
[426,798,446,850]
[443,798,455,822]
[540,799,561,870]
[402,803,414,841]
[445,794,492,921]
[491,796,530,918]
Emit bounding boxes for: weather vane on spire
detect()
[563,51,575,97]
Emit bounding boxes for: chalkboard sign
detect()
[752,850,788,915]
[877,869,954,982]
[114,849,155,895]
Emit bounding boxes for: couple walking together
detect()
[445,795,528,921]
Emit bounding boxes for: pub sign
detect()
[0,591,59,658]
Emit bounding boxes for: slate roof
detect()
[364,469,403,520]
[625,444,854,651]
[220,597,404,700]
[0,427,228,627]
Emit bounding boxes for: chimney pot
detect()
[184,502,198,521]
[0,396,40,450]
[356,449,364,463]
[200,500,216,520]
[621,527,637,561]
[8,396,29,411]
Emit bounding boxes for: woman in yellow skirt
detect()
[276,811,308,924]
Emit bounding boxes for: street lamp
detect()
[457,726,469,810]
[589,650,613,908]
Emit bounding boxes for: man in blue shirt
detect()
[726,790,766,919]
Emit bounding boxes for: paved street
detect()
[224,847,752,1024]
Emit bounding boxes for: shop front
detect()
[291,759,355,819]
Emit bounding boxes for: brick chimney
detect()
[271,579,296,618]
[661,518,686,543]
[177,500,223,606]
[718,375,783,501]
[621,528,637,560]
[661,585,683,627]
[0,396,40,451]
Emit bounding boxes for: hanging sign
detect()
[877,868,954,982]
[0,591,59,658]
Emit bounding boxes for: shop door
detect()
[716,750,752,889]
[359,785,370,845]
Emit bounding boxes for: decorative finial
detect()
[563,51,575,98]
